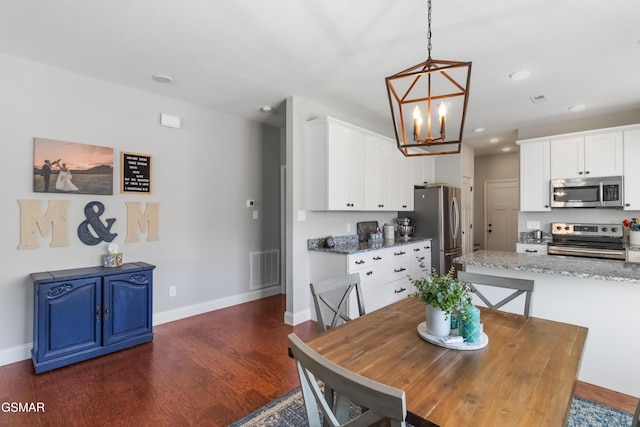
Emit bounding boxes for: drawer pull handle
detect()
[413,248,420,252]
[373,256,382,260]
[424,246,430,249]
[417,256,425,261]
[394,287,407,294]
[394,267,406,273]
[355,260,365,265]
[394,251,406,256]
[525,249,538,253]
[366,271,373,276]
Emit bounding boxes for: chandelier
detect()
[385,0,472,157]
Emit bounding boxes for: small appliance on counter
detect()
[356,221,379,242]
[383,223,395,241]
[396,218,415,239]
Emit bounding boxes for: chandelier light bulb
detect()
[413,106,423,141]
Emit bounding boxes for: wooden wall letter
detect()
[18,199,69,249]
[125,202,159,243]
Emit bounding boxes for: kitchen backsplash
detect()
[307,234,358,249]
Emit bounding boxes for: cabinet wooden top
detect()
[30,262,156,283]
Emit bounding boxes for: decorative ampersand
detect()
[77,201,118,246]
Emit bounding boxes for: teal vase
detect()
[460,305,481,343]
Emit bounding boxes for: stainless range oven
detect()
[548,222,625,260]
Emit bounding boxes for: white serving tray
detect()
[417,322,488,351]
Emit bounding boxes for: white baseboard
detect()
[0,287,283,368]
[153,286,282,326]
[284,308,311,326]
[0,343,32,367]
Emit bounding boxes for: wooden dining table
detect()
[304,297,588,427]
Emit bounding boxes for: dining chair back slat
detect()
[310,273,365,332]
[457,271,534,316]
[288,333,407,427]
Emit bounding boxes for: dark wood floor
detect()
[0,294,636,426]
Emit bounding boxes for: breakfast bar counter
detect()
[455,249,640,283]
[454,249,640,398]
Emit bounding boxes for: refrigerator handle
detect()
[451,196,460,240]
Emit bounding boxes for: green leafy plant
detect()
[411,266,473,318]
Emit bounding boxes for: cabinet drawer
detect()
[366,277,412,312]
[516,243,548,255]
[627,250,640,263]
[347,249,389,271]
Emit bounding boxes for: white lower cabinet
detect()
[309,240,432,318]
[516,242,548,255]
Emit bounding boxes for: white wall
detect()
[285,96,400,325]
[0,53,282,365]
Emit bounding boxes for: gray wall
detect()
[0,53,282,364]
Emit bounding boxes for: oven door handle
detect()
[548,246,625,259]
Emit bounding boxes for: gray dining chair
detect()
[288,333,407,427]
[310,272,366,332]
[457,271,534,316]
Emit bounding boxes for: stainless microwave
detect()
[550,176,623,208]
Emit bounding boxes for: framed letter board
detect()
[121,152,152,194]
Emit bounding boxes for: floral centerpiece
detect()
[411,266,473,337]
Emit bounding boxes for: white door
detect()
[485,180,519,252]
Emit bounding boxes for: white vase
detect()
[425,304,451,337]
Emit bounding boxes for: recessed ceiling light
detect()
[509,70,530,81]
[489,138,500,143]
[152,74,172,83]
[502,147,512,152]
[473,127,485,133]
[259,105,273,113]
[568,104,586,112]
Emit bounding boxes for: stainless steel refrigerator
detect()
[406,185,462,275]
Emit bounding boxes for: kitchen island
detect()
[455,250,640,397]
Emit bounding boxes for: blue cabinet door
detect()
[102,270,152,345]
[36,277,102,362]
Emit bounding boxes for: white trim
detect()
[0,343,32,367]
[153,286,282,326]
[284,308,311,326]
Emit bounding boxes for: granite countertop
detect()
[308,235,432,255]
[455,250,640,284]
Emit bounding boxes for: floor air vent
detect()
[250,250,280,290]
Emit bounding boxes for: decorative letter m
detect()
[126,202,159,242]
[18,200,69,249]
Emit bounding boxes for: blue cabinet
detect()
[31,262,155,374]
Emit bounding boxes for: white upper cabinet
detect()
[623,129,640,211]
[364,134,393,210]
[518,139,551,212]
[305,116,415,211]
[550,132,623,179]
[306,117,365,210]
[391,147,414,211]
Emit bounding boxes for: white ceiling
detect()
[1,0,639,156]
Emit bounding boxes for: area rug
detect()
[229,388,633,427]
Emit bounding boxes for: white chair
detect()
[288,333,407,427]
[310,272,365,332]
[457,271,534,316]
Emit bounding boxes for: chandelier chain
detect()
[427,0,432,59]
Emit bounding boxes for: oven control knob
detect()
[611,227,618,232]
[602,227,608,232]
[564,226,570,230]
